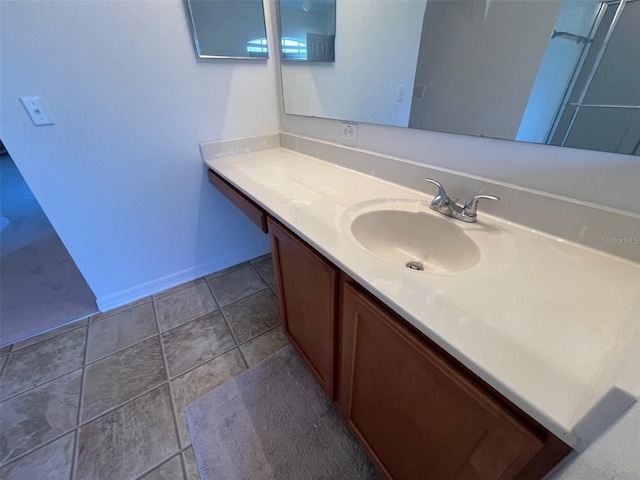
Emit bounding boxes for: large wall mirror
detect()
[187,0,269,59]
[279,0,640,155]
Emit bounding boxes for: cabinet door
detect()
[339,281,545,480]
[269,217,338,399]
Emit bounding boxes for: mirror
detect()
[187,0,269,59]
[279,0,336,61]
[280,0,640,155]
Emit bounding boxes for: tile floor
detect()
[0,255,289,480]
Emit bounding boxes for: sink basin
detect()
[348,205,481,274]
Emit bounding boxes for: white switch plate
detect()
[342,122,358,140]
[396,85,405,102]
[20,96,54,126]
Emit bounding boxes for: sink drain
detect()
[405,261,424,271]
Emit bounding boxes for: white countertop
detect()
[205,147,640,451]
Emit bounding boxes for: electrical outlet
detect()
[342,122,358,140]
[20,96,54,126]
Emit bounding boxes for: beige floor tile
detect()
[0,432,74,480]
[76,385,178,480]
[86,301,157,363]
[222,289,281,343]
[207,265,267,307]
[162,311,235,379]
[0,369,81,464]
[82,337,166,421]
[155,282,217,332]
[0,327,86,401]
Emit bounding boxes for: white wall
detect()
[281,0,426,127]
[0,0,279,310]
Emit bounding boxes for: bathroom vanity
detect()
[204,140,639,479]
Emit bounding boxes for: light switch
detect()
[20,96,54,126]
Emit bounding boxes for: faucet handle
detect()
[462,194,499,218]
[424,178,449,206]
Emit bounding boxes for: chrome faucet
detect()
[424,178,499,223]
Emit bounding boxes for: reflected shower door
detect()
[549,0,640,155]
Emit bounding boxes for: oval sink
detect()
[350,208,481,274]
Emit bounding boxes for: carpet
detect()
[1,155,97,346]
[185,345,381,480]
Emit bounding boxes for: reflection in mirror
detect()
[279,0,336,61]
[187,0,268,59]
[280,0,640,155]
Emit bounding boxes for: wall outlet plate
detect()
[342,122,358,140]
[20,96,54,126]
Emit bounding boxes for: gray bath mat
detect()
[185,345,381,480]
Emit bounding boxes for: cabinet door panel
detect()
[269,218,337,399]
[340,281,544,480]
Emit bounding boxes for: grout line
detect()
[0,344,13,356]
[209,281,249,369]
[70,324,90,480]
[69,429,80,480]
[0,355,9,377]
[152,297,187,450]
[132,452,183,480]
[179,448,190,480]
[248,260,276,292]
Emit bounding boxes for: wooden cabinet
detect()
[339,279,571,480]
[207,172,571,479]
[268,217,338,399]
